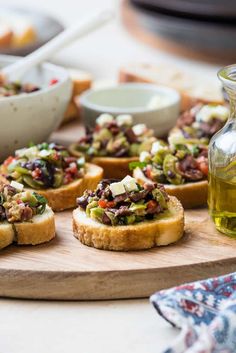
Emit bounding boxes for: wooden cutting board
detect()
[0,121,235,300]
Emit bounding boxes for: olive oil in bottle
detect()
[208,64,236,237]
[208,173,236,236]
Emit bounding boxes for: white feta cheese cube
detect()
[96,113,114,126]
[140,151,151,163]
[196,105,229,123]
[151,141,165,155]
[16,146,38,160]
[10,181,24,192]
[39,149,51,158]
[110,182,126,197]
[122,175,138,192]
[132,124,147,136]
[116,114,133,126]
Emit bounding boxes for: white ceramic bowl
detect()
[79,83,180,136]
[0,55,72,161]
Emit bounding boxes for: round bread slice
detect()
[69,143,137,179]
[90,156,138,179]
[0,206,55,249]
[133,167,207,209]
[73,196,184,251]
[25,163,103,212]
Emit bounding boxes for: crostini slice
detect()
[132,139,209,209]
[1,143,103,212]
[0,182,55,250]
[73,177,184,251]
[69,113,156,179]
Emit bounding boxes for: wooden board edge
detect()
[0,259,235,300]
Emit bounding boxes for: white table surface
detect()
[0,0,219,352]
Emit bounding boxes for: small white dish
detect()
[79,83,180,136]
[0,55,72,161]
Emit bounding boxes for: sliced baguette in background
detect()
[119,63,224,111]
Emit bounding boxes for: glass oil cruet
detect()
[208,64,236,237]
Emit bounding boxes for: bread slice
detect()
[0,206,55,249]
[25,163,103,212]
[133,167,207,209]
[63,101,79,124]
[73,196,184,251]
[0,25,12,47]
[90,156,138,179]
[0,223,15,250]
[11,25,36,47]
[62,69,92,124]
[69,143,138,179]
[119,63,224,111]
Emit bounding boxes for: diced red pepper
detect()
[146,165,153,180]
[98,200,115,208]
[32,168,42,179]
[49,78,59,85]
[3,156,15,167]
[147,200,158,210]
[196,156,208,176]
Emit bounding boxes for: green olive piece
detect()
[163,154,183,185]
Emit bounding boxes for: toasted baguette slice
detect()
[119,63,224,111]
[73,196,184,251]
[11,25,36,47]
[133,167,207,209]
[68,69,92,96]
[0,206,55,249]
[0,26,13,47]
[0,223,15,250]
[63,101,79,124]
[90,156,138,179]
[25,163,103,212]
[69,143,138,179]
[62,69,92,124]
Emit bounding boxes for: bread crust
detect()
[90,156,138,179]
[133,167,207,209]
[0,223,15,250]
[0,30,13,48]
[25,163,103,212]
[119,67,224,112]
[73,196,184,251]
[0,206,55,249]
[15,206,55,245]
[69,144,137,179]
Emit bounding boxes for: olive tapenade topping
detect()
[0,182,47,223]
[77,176,169,226]
[73,114,156,158]
[2,143,85,189]
[0,81,40,97]
[172,103,229,144]
[133,140,208,185]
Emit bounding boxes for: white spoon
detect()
[1,9,113,81]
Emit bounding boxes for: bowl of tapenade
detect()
[0,54,72,161]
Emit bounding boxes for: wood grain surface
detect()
[0,206,236,300]
[0,121,235,300]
